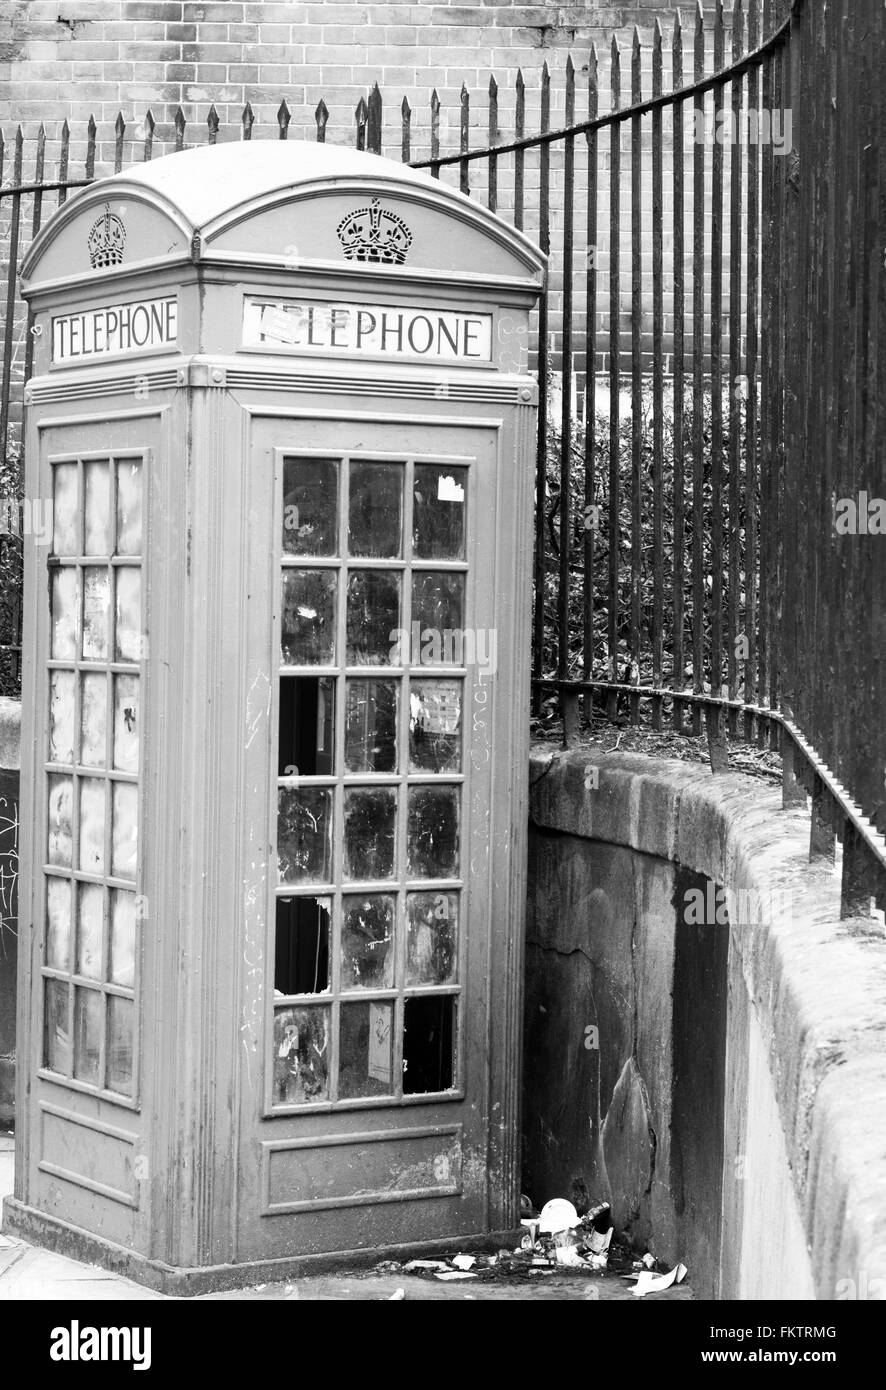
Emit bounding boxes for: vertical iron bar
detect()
[514,70,525,230]
[488,76,498,213]
[728,2,745,727]
[652,21,664,730]
[242,102,255,142]
[143,109,155,162]
[746,0,761,712]
[367,83,382,154]
[174,105,186,152]
[583,45,599,696]
[315,100,328,143]
[630,29,642,725]
[208,104,219,144]
[85,114,96,181]
[23,124,46,388]
[559,56,576,688]
[532,64,551,709]
[278,100,291,139]
[673,13,686,729]
[57,119,70,205]
[710,4,725,701]
[401,97,411,164]
[115,111,125,172]
[0,128,23,471]
[608,38,622,719]
[430,90,440,178]
[691,3,705,734]
[459,84,470,195]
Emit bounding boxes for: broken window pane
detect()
[403,995,455,1094]
[49,670,75,765]
[275,897,331,995]
[113,674,139,773]
[115,458,142,556]
[76,883,104,981]
[114,567,142,663]
[413,465,467,560]
[52,463,78,556]
[341,894,395,990]
[273,1006,330,1104]
[111,781,138,880]
[44,978,71,1074]
[73,986,102,1086]
[348,462,403,558]
[406,891,458,986]
[339,1000,395,1098]
[411,573,466,664]
[84,460,110,555]
[409,680,462,773]
[79,777,106,875]
[107,995,134,1096]
[281,569,337,666]
[82,567,110,661]
[343,788,396,881]
[50,567,79,660]
[80,672,108,768]
[283,457,338,557]
[47,775,73,868]
[407,786,459,879]
[45,877,72,971]
[345,679,398,773]
[110,890,136,988]
[277,787,333,884]
[346,571,401,666]
[278,676,335,776]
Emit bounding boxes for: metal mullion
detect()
[328,454,350,1103]
[66,458,84,1075]
[274,883,336,897]
[280,557,339,570]
[393,455,416,1101]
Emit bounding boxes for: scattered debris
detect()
[435,1270,477,1281]
[538,1198,580,1234]
[452,1254,477,1270]
[388,1288,406,1300]
[631,1262,689,1298]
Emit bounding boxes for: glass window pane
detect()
[113,674,139,773]
[275,897,330,995]
[79,777,106,874]
[84,460,110,554]
[76,882,104,980]
[339,1000,395,1098]
[347,462,403,558]
[277,787,332,885]
[82,567,110,661]
[50,567,79,660]
[111,781,138,880]
[407,786,459,879]
[346,571,400,666]
[403,995,455,1094]
[343,788,396,881]
[281,570,336,666]
[341,894,395,990]
[283,458,338,556]
[110,889,136,988]
[43,978,71,1074]
[273,1006,330,1104]
[47,774,73,868]
[409,680,462,773]
[48,670,75,764]
[52,463,78,556]
[107,995,134,1096]
[73,986,103,1086]
[411,573,465,665]
[345,679,398,773]
[413,465,467,560]
[114,567,142,662]
[45,877,72,971]
[115,458,142,556]
[406,891,458,986]
[80,672,107,768]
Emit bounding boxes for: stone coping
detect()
[529,744,886,1300]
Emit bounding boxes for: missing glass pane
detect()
[281,569,337,666]
[348,462,403,558]
[406,891,458,986]
[73,986,102,1086]
[283,457,338,556]
[346,571,401,666]
[278,676,334,777]
[341,894,395,990]
[411,573,465,664]
[339,1000,395,1098]
[44,978,71,1074]
[345,679,398,773]
[409,680,462,773]
[275,897,330,995]
[273,1006,329,1104]
[343,788,396,881]
[403,995,455,1094]
[413,465,467,560]
[277,787,333,884]
[407,786,459,879]
[107,995,134,1096]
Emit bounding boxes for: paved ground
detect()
[0,1134,693,1302]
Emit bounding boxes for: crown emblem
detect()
[87,204,126,269]
[336,198,413,265]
